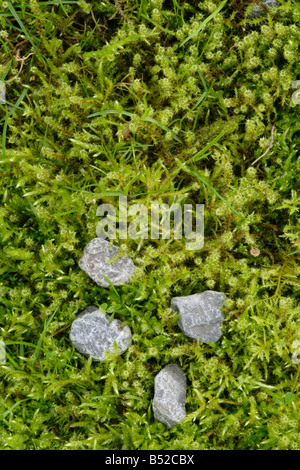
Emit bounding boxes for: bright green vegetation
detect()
[0,0,300,450]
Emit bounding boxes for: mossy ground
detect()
[0,0,300,450]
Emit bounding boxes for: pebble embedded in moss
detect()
[171,290,227,343]
[245,0,279,19]
[152,364,186,428]
[78,238,136,287]
[70,306,132,361]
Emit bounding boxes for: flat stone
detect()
[152,364,186,428]
[171,290,227,343]
[245,0,279,19]
[70,306,132,361]
[0,81,5,105]
[78,238,136,287]
[0,339,5,363]
[291,81,300,105]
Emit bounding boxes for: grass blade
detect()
[88,110,132,118]
[287,250,300,256]
[193,130,224,161]
[8,86,28,116]
[61,186,126,197]
[140,13,176,35]
[179,0,228,47]
[142,116,182,143]
[7,2,41,57]
[188,166,246,220]
[88,111,182,142]
[291,0,300,10]
[0,399,30,422]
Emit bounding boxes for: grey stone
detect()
[171,290,227,343]
[0,339,5,363]
[245,0,279,19]
[152,364,186,428]
[0,81,5,105]
[291,80,300,105]
[70,306,132,361]
[78,238,136,287]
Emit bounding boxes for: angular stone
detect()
[70,306,132,361]
[152,364,186,428]
[291,80,300,105]
[0,81,5,105]
[245,0,279,19]
[78,238,136,287]
[171,290,227,343]
[0,339,5,363]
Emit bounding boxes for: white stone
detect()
[70,306,132,361]
[79,238,136,287]
[152,364,186,428]
[171,290,227,343]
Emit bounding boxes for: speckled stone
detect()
[245,0,279,19]
[0,81,5,105]
[291,80,300,105]
[78,238,136,287]
[0,340,5,363]
[70,306,132,361]
[152,364,186,428]
[171,290,227,343]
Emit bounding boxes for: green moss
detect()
[0,0,299,450]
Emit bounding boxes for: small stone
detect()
[152,364,186,428]
[0,339,6,363]
[0,81,6,105]
[70,306,132,361]
[291,80,300,105]
[78,238,136,287]
[245,0,279,19]
[250,247,260,257]
[171,290,227,343]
